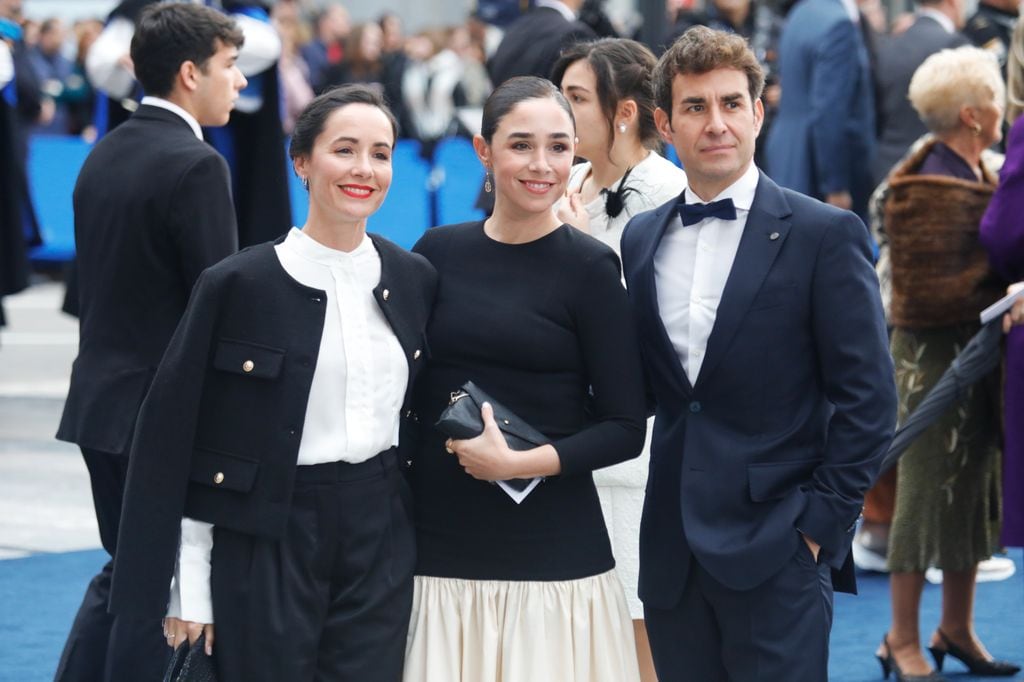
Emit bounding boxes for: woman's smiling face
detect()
[294,102,395,225]
[480,97,576,217]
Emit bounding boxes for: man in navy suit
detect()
[620,26,897,680]
[764,0,876,221]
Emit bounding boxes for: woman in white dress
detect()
[553,38,687,682]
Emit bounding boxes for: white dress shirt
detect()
[167,228,408,623]
[654,162,760,384]
[140,96,203,139]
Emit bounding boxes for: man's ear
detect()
[178,59,200,93]
[752,97,765,138]
[654,106,674,145]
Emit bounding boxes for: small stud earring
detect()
[302,177,309,190]
[618,123,627,133]
[484,171,493,193]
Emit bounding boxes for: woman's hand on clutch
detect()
[447,402,517,481]
[164,616,214,655]
[448,402,563,481]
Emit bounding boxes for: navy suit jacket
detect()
[620,172,896,608]
[765,0,875,217]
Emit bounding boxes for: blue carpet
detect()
[1,548,1021,681]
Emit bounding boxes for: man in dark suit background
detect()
[765,0,876,221]
[620,26,897,680]
[873,0,968,185]
[487,0,596,86]
[54,4,245,680]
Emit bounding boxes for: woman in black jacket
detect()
[109,85,436,682]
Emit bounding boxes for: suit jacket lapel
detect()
[635,197,693,396]
[696,173,792,390]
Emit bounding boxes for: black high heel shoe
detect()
[927,629,1021,676]
[877,635,949,681]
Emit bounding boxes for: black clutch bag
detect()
[435,381,548,494]
[163,633,218,682]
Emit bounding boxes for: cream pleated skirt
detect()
[403,569,641,682]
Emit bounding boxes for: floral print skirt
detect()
[888,324,1002,573]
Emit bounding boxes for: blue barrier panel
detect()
[288,138,431,250]
[434,136,484,226]
[27,135,92,263]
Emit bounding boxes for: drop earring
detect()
[302,177,309,190]
[484,170,493,193]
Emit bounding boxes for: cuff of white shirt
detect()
[166,517,215,624]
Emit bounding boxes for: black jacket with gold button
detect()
[109,234,436,618]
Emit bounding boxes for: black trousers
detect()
[210,449,416,682]
[645,540,834,682]
[54,447,168,682]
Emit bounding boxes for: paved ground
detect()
[0,282,99,560]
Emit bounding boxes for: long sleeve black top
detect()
[409,221,646,581]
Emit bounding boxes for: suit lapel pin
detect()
[769,232,780,241]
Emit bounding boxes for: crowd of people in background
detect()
[1,0,1020,154]
[1,0,1023,681]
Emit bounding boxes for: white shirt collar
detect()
[284,226,376,267]
[685,162,759,212]
[917,7,956,33]
[536,0,577,22]
[839,0,861,24]
[140,96,203,140]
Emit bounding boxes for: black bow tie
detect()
[678,197,737,226]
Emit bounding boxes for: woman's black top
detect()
[409,221,646,581]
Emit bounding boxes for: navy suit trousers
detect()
[645,541,834,681]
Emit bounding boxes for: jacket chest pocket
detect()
[213,338,285,379]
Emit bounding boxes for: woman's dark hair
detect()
[480,76,575,144]
[551,38,661,152]
[289,84,399,161]
[130,3,244,98]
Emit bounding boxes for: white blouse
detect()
[167,228,408,623]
